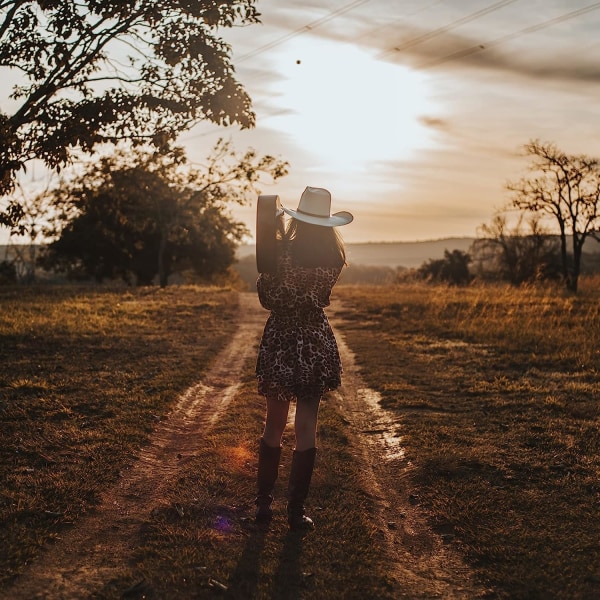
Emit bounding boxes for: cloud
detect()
[418,115,451,131]
[280,1,600,87]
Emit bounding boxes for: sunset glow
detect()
[212,0,600,243]
[266,38,437,171]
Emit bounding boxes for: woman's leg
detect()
[262,396,290,447]
[293,394,321,451]
[255,396,290,523]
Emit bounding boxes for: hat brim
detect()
[282,207,353,227]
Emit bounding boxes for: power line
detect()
[421,1,600,69]
[350,0,446,45]
[235,0,373,63]
[378,0,520,60]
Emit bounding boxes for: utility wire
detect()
[183,0,375,142]
[235,0,373,63]
[378,0,520,60]
[420,1,600,69]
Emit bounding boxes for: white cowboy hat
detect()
[282,186,353,227]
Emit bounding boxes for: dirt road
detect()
[5,293,483,599]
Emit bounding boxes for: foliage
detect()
[417,249,472,285]
[472,213,562,284]
[0,259,17,284]
[39,140,288,286]
[507,140,600,292]
[0,0,260,227]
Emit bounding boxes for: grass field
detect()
[1,280,599,599]
[335,278,600,600]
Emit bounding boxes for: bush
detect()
[0,260,17,284]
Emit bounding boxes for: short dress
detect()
[255,243,343,402]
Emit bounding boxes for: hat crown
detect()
[297,187,332,218]
[280,186,353,227]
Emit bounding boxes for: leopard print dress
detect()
[255,243,343,402]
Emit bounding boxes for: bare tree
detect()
[473,213,560,284]
[507,140,600,292]
[4,179,55,282]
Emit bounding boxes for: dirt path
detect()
[6,293,484,599]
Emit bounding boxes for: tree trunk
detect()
[558,224,570,289]
[569,234,584,293]
[158,228,168,288]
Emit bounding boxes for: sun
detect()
[265,37,436,171]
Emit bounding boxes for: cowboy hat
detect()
[282,186,353,227]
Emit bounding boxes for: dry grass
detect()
[335,278,600,600]
[3,280,599,599]
[0,284,238,585]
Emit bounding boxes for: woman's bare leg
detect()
[293,394,321,451]
[262,396,290,447]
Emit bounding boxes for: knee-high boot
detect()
[255,438,282,523]
[287,447,317,530]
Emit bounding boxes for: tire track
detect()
[7,292,486,599]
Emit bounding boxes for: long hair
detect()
[284,218,346,268]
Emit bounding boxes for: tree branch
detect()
[0,2,20,41]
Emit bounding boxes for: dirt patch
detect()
[7,293,486,599]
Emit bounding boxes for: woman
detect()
[254,186,353,530]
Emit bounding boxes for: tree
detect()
[472,213,561,284]
[507,140,600,292]
[40,140,288,286]
[0,259,17,284]
[0,0,259,227]
[417,249,472,285]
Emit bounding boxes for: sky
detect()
[3,0,600,246]
[178,0,600,243]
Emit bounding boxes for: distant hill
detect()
[237,238,475,269]
[346,238,475,268]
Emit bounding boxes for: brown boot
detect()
[255,438,282,523]
[287,447,317,530]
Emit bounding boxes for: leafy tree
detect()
[472,213,561,284]
[0,0,259,227]
[0,259,17,284]
[40,140,288,286]
[507,140,600,292]
[417,249,472,285]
